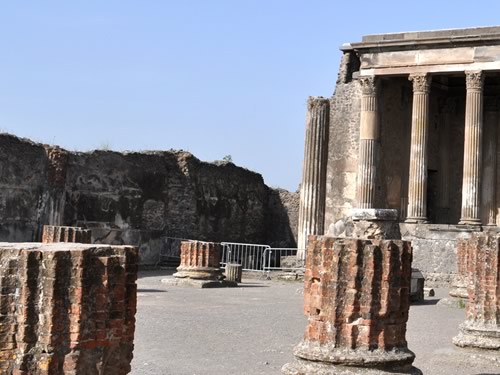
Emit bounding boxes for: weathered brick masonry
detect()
[0,243,138,375]
[453,233,500,350]
[283,236,419,374]
[41,225,91,244]
[174,240,222,280]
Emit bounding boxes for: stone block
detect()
[351,208,399,221]
[410,269,425,303]
[0,242,138,375]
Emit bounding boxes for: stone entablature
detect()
[347,27,500,76]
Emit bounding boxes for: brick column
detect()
[449,239,469,300]
[481,97,497,226]
[282,237,421,375]
[356,76,379,209]
[406,73,431,223]
[460,71,485,225]
[42,225,91,244]
[297,97,329,259]
[0,242,138,375]
[453,233,500,350]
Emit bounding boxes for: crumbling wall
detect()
[0,135,48,241]
[0,134,298,264]
[266,188,299,248]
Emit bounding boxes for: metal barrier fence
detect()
[220,242,270,272]
[263,248,306,275]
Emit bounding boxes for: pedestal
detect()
[351,208,401,240]
[165,241,237,288]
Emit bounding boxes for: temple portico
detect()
[352,49,500,227]
[295,27,500,285]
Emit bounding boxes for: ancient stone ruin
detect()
[283,237,420,374]
[0,134,299,265]
[298,26,500,288]
[0,242,138,375]
[42,225,91,244]
[453,233,500,351]
[164,240,237,288]
[297,97,329,260]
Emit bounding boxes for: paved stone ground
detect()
[131,270,500,375]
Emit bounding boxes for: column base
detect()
[449,283,468,299]
[404,217,428,224]
[453,322,500,350]
[351,208,398,221]
[458,218,482,225]
[292,341,416,369]
[282,358,422,375]
[173,267,224,280]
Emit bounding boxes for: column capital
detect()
[409,73,431,94]
[307,96,329,112]
[358,76,377,96]
[465,70,484,91]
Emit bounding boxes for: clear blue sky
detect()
[1,1,500,191]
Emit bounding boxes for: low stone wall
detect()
[400,223,478,287]
[0,243,138,375]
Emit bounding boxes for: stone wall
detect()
[325,51,361,229]
[0,134,298,264]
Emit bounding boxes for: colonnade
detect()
[355,71,497,225]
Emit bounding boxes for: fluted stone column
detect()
[481,97,497,226]
[460,71,485,225]
[297,97,329,259]
[406,73,431,223]
[356,76,379,209]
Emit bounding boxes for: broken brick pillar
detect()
[453,233,500,350]
[42,225,92,244]
[282,236,421,375]
[448,239,469,300]
[174,240,223,280]
[0,242,138,375]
